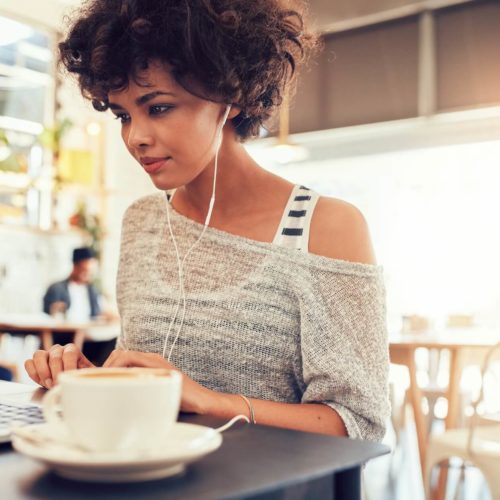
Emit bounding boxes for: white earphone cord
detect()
[162,105,231,362]
[163,105,253,432]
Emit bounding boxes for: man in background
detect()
[42,247,116,365]
[43,247,101,321]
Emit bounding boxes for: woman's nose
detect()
[126,121,154,149]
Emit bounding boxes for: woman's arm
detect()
[299,197,390,442]
[103,350,348,436]
[205,392,348,436]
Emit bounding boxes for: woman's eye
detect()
[114,113,130,124]
[149,105,173,116]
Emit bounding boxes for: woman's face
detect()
[108,61,228,190]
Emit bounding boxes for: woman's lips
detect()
[140,158,171,174]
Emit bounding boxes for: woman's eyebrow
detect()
[108,91,176,110]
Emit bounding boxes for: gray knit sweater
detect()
[116,193,390,442]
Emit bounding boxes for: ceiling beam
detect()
[319,0,475,35]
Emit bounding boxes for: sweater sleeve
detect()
[299,264,390,442]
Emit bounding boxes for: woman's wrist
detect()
[200,390,249,420]
[238,394,256,423]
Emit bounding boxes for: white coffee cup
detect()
[43,367,182,453]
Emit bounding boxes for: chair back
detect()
[467,341,500,455]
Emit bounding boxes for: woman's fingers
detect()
[24,344,96,388]
[102,349,121,368]
[103,350,166,368]
[61,344,83,371]
[48,344,65,384]
[28,347,174,377]
[31,349,52,388]
[77,354,94,369]
[103,350,141,367]
[24,359,41,386]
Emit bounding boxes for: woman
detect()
[26,0,389,441]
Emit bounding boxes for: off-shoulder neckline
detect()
[145,193,382,277]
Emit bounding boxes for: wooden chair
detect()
[425,342,500,500]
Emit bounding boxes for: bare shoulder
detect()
[309,196,376,265]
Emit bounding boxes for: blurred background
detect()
[0,1,499,499]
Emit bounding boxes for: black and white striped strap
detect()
[272,185,320,252]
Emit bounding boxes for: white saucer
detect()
[12,422,222,483]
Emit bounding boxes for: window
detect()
[0,15,54,226]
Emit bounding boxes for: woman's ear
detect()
[228,105,242,120]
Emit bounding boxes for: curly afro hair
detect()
[59,0,318,141]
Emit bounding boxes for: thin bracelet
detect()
[239,394,256,424]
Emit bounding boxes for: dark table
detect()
[0,382,389,499]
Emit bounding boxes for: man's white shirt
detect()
[66,282,91,322]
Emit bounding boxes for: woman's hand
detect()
[103,350,215,414]
[24,343,95,389]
